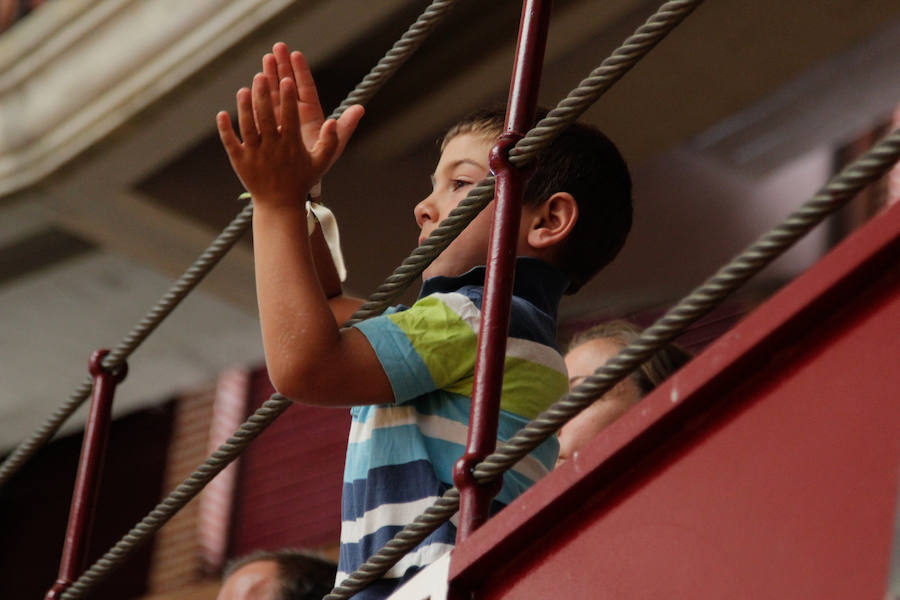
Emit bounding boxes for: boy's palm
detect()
[216,64,363,206]
[264,44,322,152]
[263,43,359,176]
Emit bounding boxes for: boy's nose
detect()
[414,195,438,228]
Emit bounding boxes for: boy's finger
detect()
[273,42,295,86]
[236,88,259,147]
[216,111,242,157]
[336,105,365,146]
[326,104,365,162]
[290,51,318,100]
[262,54,281,111]
[290,51,325,148]
[279,78,300,140]
[291,51,324,118]
[252,74,278,138]
[312,119,340,168]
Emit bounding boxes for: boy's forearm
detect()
[252,203,390,405]
[253,204,341,387]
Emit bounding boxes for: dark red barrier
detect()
[450,202,900,598]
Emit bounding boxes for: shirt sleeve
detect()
[352,293,480,404]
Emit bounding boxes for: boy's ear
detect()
[525,192,578,250]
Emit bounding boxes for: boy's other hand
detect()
[263,43,362,179]
[216,71,363,208]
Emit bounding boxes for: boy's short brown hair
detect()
[443,107,632,293]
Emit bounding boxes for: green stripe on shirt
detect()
[387,295,478,391]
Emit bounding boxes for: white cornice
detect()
[0,0,298,198]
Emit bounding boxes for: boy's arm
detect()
[265,43,364,326]
[217,61,390,406]
[309,218,365,325]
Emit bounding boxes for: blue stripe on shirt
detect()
[353,315,434,403]
[342,460,443,521]
[343,424,465,483]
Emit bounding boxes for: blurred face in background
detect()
[217,560,281,600]
[556,337,642,467]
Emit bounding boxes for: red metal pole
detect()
[46,350,127,600]
[453,0,552,543]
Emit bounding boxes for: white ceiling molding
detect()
[0,0,302,197]
[0,0,417,199]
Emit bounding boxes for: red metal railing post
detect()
[453,0,552,544]
[46,350,127,600]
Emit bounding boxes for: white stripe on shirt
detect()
[349,407,549,482]
[341,496,439,544]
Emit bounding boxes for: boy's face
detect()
[415,132,537,280]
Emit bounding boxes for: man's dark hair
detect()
[222,548,336,600]
[442,106,632,293]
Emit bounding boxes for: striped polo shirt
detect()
[339,258,569,598]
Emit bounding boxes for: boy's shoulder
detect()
[387,257,568,343]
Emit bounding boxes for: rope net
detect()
[0,0,458,490]
[324,127,900,600]
[56,2,709,596]
[10,0,894,597]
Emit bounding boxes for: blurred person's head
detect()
[557,320,692,467]
[217,548,336,600]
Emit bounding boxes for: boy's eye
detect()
[451,179,471,191]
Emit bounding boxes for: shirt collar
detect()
[418,257,569,317]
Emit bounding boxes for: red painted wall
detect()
[230,370,350,554]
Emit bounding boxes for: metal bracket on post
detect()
[453,0,552,546]
[46,350,127,600]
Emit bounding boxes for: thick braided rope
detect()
[345,0,705,324]
[46,0,689,588]
[0,0,459,489]
[45,1,828,596]
[474,127,900,483]
[0,201,254,487]
[324,128,900,600]
[58,395,293,600]
[42,1,707,595]
[509,0,703,166]
[51,6,897,598]
[45,1,460,597]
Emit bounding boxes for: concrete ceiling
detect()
[1,0,898,450]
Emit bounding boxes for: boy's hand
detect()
[262,43,362,183]
[216,62,363,207]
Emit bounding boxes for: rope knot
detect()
[90,350,128,384]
